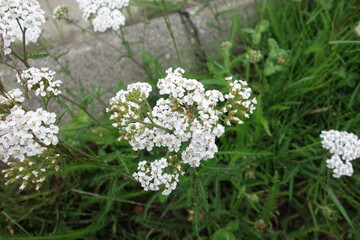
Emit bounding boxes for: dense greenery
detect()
[1,0,359,239]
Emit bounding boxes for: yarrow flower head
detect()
[246,49,263,64]
[320,130,360,178]
[17,67,62,97]
[0,105,59,163]
[108,67,257,194]
[75,0,130,32]
[0,0,46,55]
[106,82,152,139]
[52,5,69,21]
[132,156,184,195]
[220,41,232,54]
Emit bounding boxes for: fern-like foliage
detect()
[197,178,209,213]
[260,171,280,224]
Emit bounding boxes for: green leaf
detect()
[130,0,181,11]
[259,115,272,137]
[349,82,360,108]
[254,96,272,137]
[225,220,239,232]
[328,40,360,45]
[206,22,220,30]
[27,53,49,60]
[242,28,256,34]
[305,43,323,54]
[257,20,270,33]
[252,32,261,45]
[200,78,227,86]
[53,50,69,61]
[158,193,169,203]
[210,230,237,240]
[288,227,318,238]
[264,61,276,76]
[326,187,354,228]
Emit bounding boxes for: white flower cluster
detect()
[75,0,130,32]
[0,88,25,105]
[320,130,360,178]
[109,67,257,194]
[17,67,62,97]
[133,157,184,195]
[0,0,45,55]
[0,105,59,163]
[223,76,257,123]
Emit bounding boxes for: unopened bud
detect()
[255,219,266,232]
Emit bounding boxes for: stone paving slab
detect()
[1,0,255,117]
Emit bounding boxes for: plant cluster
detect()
[108,67,256,194]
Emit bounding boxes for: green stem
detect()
[60,94,112,130]
[155,0,182,66]
[59,141,98,163]
[22,28,27,62]
[10,48,30,68]
[2,211,31,237]
[245,62,250,82]
[42,97,51,110]
[59,141,118,170]
[135,119,172,133]
[144,101,154,120]
[0,60,17,69]
[14,18,30,68]
[224,52,230,74]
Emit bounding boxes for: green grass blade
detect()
[326,187,354,229]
